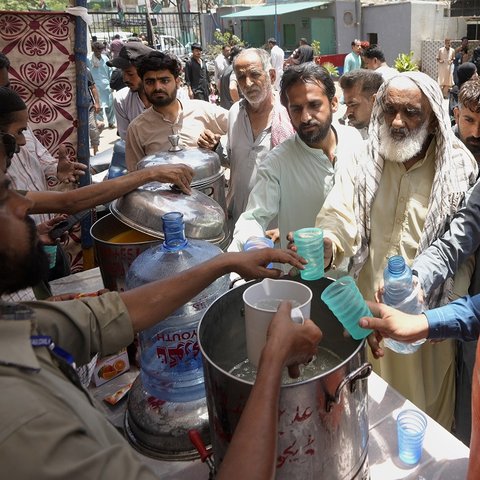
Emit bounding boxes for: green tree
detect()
[311,40,321,56]
[3,0,68,11]
[206,30,244,58]
[394,52,419,72]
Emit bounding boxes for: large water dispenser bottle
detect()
[383,255,425,354]
[126,211,229,402]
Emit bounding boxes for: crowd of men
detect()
[4,31,480,479]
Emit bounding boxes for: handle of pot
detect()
[326,363,372,413]
[203,186,215,197]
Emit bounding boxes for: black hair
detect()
[228,45,243,64]
[339,69,383,97]
[363,45,386,63]
[280,62,335,107]
[0,52,10,71]
[0,86,27,129]
[136,50,182,79]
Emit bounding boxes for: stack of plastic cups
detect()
[321,276,373,340]
[397,409,427,465]
[243,236,275,268]
[293,227,324,281]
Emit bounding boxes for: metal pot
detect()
[90,213,161,291]
[137,134,227,217]
[198,277,371,479]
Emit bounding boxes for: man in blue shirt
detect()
[343,39,362,74]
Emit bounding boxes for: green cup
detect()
[43,244,57,269]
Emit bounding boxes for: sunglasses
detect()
[0,132,17,161]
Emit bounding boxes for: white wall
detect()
[410,1,466,65]
[361,3,411,65]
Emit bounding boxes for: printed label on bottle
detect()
[154,327,201,371]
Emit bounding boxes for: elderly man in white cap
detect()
[316,71,478,429]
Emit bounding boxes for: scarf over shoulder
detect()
[350,71,478,308]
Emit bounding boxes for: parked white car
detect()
[91,31,133,43]
[156,35,189,58]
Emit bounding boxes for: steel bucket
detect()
[198,277,371,479]
[90,213,161,291]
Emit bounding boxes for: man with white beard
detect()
[315,72,478,429]
[200,48,294,225]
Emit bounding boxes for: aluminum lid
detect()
[137,142,222,184]
[110,183,226,240]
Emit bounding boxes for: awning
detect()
[221,1,330,18]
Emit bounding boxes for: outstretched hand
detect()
[198,129,221,150]
[230,249,306,281]
[360,301,429,358]
[264,301,322,378]
[56,145,87,183]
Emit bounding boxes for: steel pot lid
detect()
[137,148,221,185]
[110,184,226,240]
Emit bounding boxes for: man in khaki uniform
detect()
[0,87,321,479]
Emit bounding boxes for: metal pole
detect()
[74,0,94,254]
[274,0,278,42]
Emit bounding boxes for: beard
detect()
[464,136,480,158]
[378,121,431,164]
[242,82,271,106]
[146,88,177,107]
[297,109,333,146]
[0,216,49,294]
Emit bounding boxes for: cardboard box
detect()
[92,348,130,387]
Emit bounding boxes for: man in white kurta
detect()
[229,62,364,253]
[317,72,478,429]
[224,48,294,225]
[268,38,285,91]
[437,38,455,99]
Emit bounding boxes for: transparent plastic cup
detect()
[293,227,324,281]
[397,409,427,465]
[320,276,373,340]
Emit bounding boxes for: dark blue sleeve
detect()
[426,294,480,341]
[413,178,480,293]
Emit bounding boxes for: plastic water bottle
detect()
[125,212,229,402]
[383,255,425,354]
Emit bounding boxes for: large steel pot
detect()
[198,277,371,479]
[137,134,228,218]
[90,213,161,291]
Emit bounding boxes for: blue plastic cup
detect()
[320,276,373,340]
[293,228,324,281]
[397,409,427,465]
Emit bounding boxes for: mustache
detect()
[390,127,408,137]
[466,136,480,144]
[299,120,321,129]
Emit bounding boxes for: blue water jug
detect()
[125,212,229,402]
